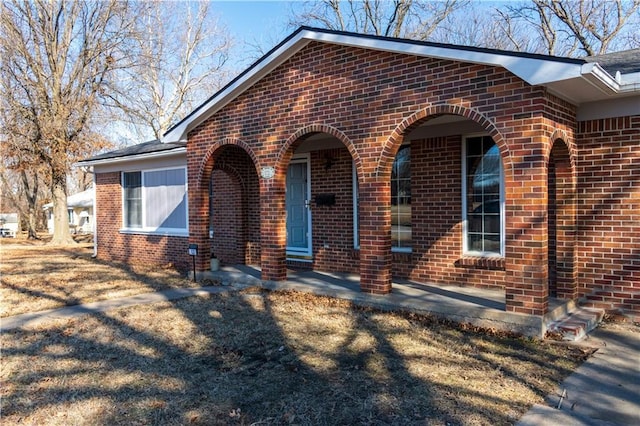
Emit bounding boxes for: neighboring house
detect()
[0,213,20,237]
[44,186,95,234]
[78,27,639,320]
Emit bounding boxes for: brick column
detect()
[504,143,549,316]
[187,170,211,272]
[259,174,287,282]
[358,179,392,294]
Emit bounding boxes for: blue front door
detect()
[286,160,310,255]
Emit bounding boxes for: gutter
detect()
[78,165,98,258]
[75,147,186,168]
[92,170,97,258]
[580,62,620,95]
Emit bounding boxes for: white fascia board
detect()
[163,29,628,143]
[74,147,186,168]
[312,31,587,85]
[620,71,640,85]
[577,94,640,121]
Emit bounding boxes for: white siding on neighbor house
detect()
[0,213,19,237]
[44,187,94,234]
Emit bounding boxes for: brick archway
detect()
[189,140,261,270]
[547,135,577,300]
[259,123,364,282]
[357,104,512,295]
[277,123,363,183]
[197,138,260,191]
[377,104,510,180]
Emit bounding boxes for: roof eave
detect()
[163,29,316,143]
[162,28,633,141]
[75,147,186,168]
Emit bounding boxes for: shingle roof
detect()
[43,187,93,209]
[79,140,186,163]
[584,49,640,75]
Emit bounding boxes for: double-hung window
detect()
[463,135,504,256]
[122,168,188,234]
[123,172,142,228]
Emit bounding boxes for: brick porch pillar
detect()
[358,179,392,294]
[259,173,287,282]
[187,163,212,272]
[504,143,549,316]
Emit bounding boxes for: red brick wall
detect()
[577,116,640,318]
[94,172,190,271]
[185,41,587,314]
[209,145,261,266]
[93,39,638,318]
[309,148,358,272]
[407,136,508,288]
[211,170,242,264]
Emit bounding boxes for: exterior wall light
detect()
[188,243,198,282]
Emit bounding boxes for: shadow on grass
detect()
[2,286,581,425]
[1,245,196,317]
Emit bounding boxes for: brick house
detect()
[78,27,639,320]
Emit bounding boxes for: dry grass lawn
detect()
[1,242,591,425]
[1,238,198,317]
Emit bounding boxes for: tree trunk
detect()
[21,170,40,239]
[26,207,39,239]
[50,168,76,245]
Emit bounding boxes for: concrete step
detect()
[546,307,605,341]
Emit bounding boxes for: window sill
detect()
[119,228,189,238]
[455,256,505,271]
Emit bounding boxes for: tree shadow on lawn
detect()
[1,289,580,425]
[1,246,198,317]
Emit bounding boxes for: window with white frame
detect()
[123,171,142,228]
[463,135,504,256]
[122,168,188,233]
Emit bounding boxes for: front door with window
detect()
[286,158,311,257]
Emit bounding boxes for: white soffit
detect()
[76,147,186,168]
[164,28,630,143]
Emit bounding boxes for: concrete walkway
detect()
[1,286,236,331]
[517,323,640,426]
[201,265,561,337]
[2,270,638,425]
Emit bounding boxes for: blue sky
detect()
[213,1,294,36]
[212,1,299,65]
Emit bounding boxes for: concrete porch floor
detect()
[198,265,570,338]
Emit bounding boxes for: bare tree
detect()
[0,161,46,239]
[0,0,137,245]
[504,0,640,56]
[290,1,638,57]
[107,1,233,141]
[290,0,467,40]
